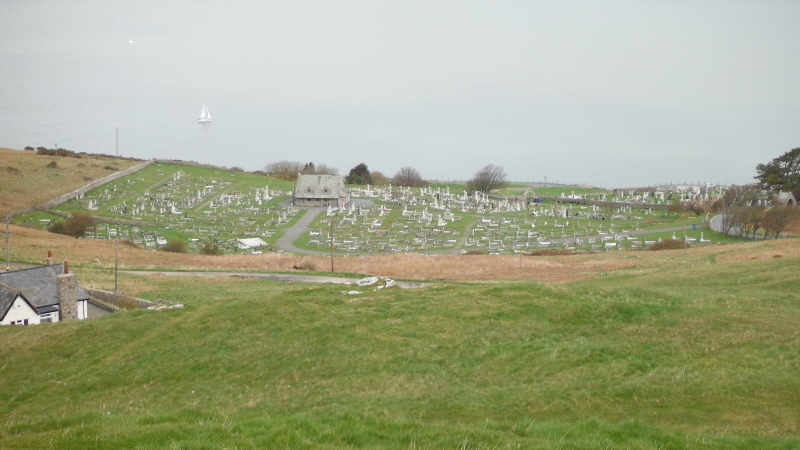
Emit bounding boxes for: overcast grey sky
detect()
[1,0,798,187]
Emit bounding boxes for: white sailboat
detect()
[198,103,211,123]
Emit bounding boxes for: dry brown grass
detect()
[10,223,798,283]
[0,147,140,217]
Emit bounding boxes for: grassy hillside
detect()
[0,147,142,217]
[1,251,798,448]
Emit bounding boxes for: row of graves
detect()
[602,185,729,205]
[303,202,464,253]
[312,185,718,255]
[57,168,298,254]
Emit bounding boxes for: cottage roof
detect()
[0,265,89,310]
[0,284,30,319]
[294,174,348,199]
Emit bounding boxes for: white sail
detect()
[199,104,211,122]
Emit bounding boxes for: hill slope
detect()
[1,253,798,448]
[0,147,141,217]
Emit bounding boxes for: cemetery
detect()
[16,162,741,255]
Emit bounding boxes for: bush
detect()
[47,213,95,239]
[647,239,690,251]
[46,161,58,169]
[160,239,189,253]
[47,221,68,235]
[200,242,223,255]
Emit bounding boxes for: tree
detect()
[370,171,389,186]
[47,213,96,239]
[264,161,304,180]
[264,161,338,180]
[393,166,426,187]
[466,164,507,193]
[684,199,708,216]
[755,147,800,191]
[24,146,34,151]
[712,184,761,211]
[761,205,800,239]
[345,163,372,185]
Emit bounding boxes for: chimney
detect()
[46,250,55,265]
[57,260,78,321]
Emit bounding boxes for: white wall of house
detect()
[77,300,88,320]
[1,296,41,326]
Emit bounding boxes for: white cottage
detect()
[0,261,89,326]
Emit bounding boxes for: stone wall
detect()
[39,160,155,210]
[36,207,155,228]
[534,196,672,210]
[84,288,156,309]
[87,296,122,313]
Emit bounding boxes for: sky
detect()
[1,0,798,187]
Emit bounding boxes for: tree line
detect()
[262,161,508,193]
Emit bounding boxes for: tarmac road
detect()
[123,270,428,289]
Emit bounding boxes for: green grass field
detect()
[1,251,798,448]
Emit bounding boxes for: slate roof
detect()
[294,174,348,199]
[0,265,89,310]
[0,284,27,318]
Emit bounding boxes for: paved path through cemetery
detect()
[274,201,377,255]
[123,270,428,288]
[708,214,768,239]
[275,208,328,255]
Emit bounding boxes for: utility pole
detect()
[330,217,335,273]
[4,216,10,271]
[115,232,119,295]
[116,127,119,157]
[54,143,58,164]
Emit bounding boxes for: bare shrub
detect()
[200,242,223,255]
[264,161,338,181]
[160,239,189,253]
[761,205,800,238]
[120,239,139,248]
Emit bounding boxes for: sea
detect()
[1,1,797,188]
